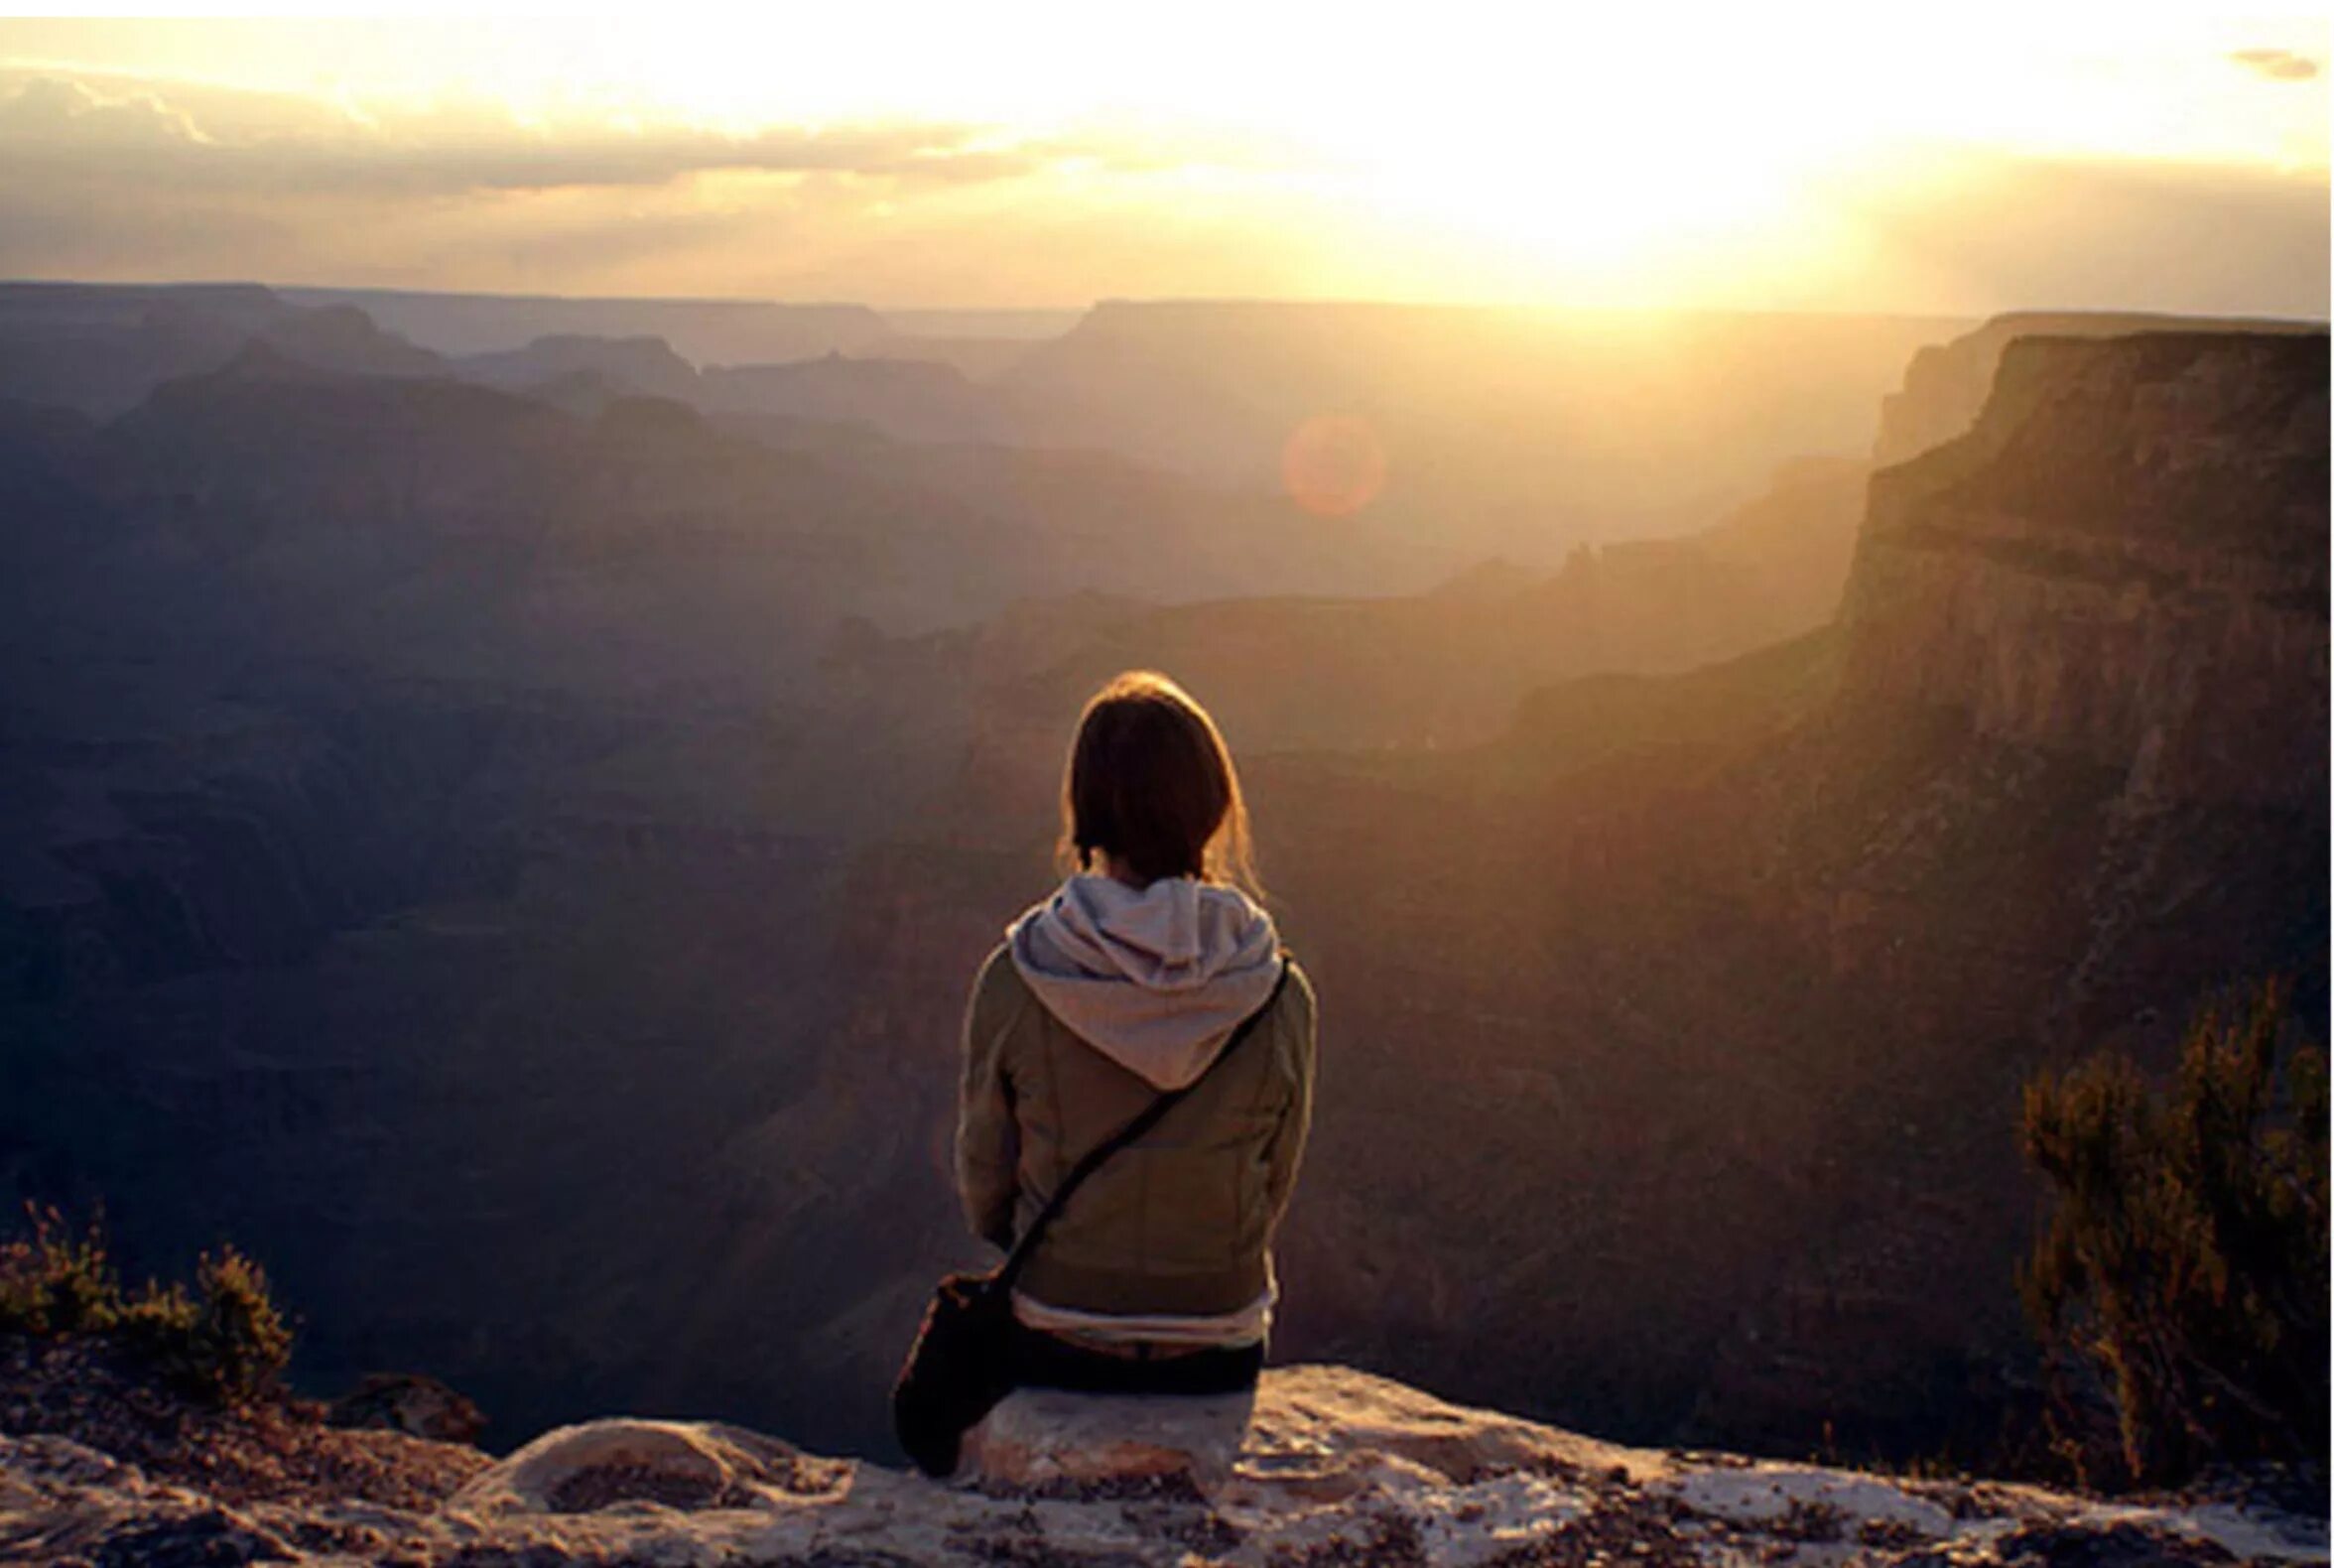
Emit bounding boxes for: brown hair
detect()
[1058,670,1260,896]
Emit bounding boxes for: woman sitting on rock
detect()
[955,669,1318,1396]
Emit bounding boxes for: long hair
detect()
[1056,670,1262,898]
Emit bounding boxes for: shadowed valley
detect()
[0,286,2322,1478]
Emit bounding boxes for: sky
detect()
[0,8,2326,315]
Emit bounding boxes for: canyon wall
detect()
[1871,311,2323,467]
[1845,331,2328,807]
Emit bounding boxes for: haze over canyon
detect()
[0,278,2322,1479]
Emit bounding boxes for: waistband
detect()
[1010,1284,1274,1352]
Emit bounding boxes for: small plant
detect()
[186,1245,293,1403]
[0,1206,123,1337]
[0,1205,292,1405]
[2018,980,2329,1488]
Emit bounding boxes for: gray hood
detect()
[1007,873,1284,1091]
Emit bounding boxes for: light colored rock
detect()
[1665,1462,1958,1538]
[964,1384,1257,1490]
[1240,1364,1669,1487]
[5,1366,2326,1566]
[453,1416,851,1515]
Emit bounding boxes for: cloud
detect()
[1819,150,2329,320]
[0,180,296,277]
[0,64,2323,317]
[0,65,1316,301]
[0,68,1079,195]
[0,74,208,147]
[2230,48,2321,81]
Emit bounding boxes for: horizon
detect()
[1,10,2326,317]
[5,277,2327,329]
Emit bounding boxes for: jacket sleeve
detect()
[1260,962,1319,1227]
[955,949,1022,1251]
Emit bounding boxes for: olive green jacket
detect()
[954,944,1318,1316]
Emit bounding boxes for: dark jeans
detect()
[1006,1321,1265,1396]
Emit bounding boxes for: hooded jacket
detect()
[955,874,1318,1320]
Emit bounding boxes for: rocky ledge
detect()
[4,1357,2325,1567]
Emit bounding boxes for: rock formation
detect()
[5,1364,2321,1566]
[455,333,705,404]
[326,1374,488,1446]
[1846,332,2328,807]
[1871,311,2322,466]
[278,287,900,365]
[0,282,448,417]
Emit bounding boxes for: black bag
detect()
[892,960,1292,1478]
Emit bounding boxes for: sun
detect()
[1240,54,1860,302]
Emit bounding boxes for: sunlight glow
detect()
[0,8,2322,308]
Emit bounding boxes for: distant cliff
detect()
[1846,331,2328,807]
[1871,311,2323,466]
[279,287,897,365]
[0,282,448,417]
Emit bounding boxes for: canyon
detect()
[0,289,2322,1475]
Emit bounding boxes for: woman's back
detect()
[956,928,1317,1320]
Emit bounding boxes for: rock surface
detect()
[1845,331,2328,806]
[327,1373,489,1445]
[4,1364,2323,1567]
[1870,312,2323,467]
[966,1383,1259,1491]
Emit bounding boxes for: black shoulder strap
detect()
[995,955,1292,1292]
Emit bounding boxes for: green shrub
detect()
[2019,980,2329,1488]
[184,1246,292,1403]
[0,1207,122,1337]
[0,1206,292,1405]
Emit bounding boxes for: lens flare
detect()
[1281,414,1387,518]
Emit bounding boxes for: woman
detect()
[955,670,1317,1396]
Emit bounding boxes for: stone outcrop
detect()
[1872,311,2322,466]
[5,1366,2321,1567]
[326,1374,488,1446]
[1844,331,2328,806]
